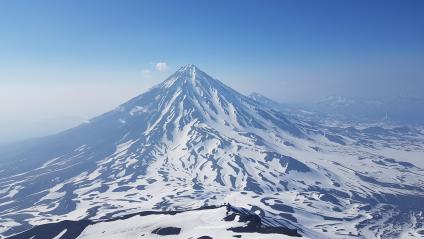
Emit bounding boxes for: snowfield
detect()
[78,206,303,239]
[0,65,423,239]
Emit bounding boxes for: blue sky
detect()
[0,0,424,141]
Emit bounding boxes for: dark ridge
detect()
[6,220,90,239]
[226,204,302,237]
[227,212,301,237]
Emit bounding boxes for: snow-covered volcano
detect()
[1,65,423,238]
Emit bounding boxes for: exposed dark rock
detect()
[151,227,181,235]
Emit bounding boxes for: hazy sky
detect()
[1,0,424,142]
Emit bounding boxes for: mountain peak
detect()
[179,64,198,71]
[160,64,213,89]
[176,64,200,78]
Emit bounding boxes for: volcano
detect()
[1,65,423,239]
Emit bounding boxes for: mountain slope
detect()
[1,65,423,239]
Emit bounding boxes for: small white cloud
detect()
[142,69,151,78]
[155,62,168,72]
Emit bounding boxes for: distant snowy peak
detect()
[249,92,276,106]
[318,95,358,107]
[317,95,386,109]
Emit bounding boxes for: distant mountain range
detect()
[1,65,423,239]
[250,93,424,124]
